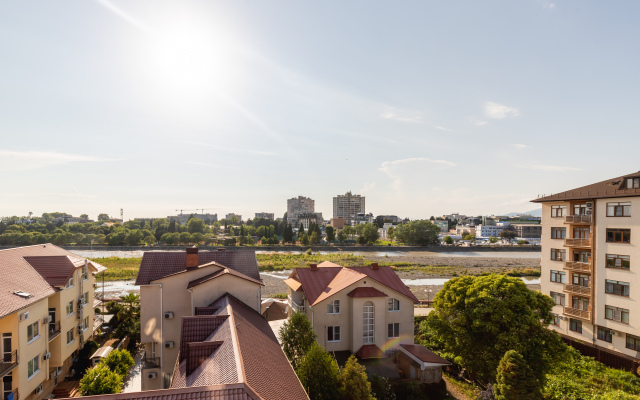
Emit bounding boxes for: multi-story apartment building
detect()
[284,262,451,383]
[510,223,542,239]
[286,196,315,225]
[433,220,450,233]
[475,224,505,238]
[224,213,241,221]
[333,192,365,226]
[254,212,274,220]
[0,245,104,400]
[533,171,640,370]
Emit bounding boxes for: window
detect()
[327,326,341,342]
[388,298,400,311]
[66,328,74,345]
[550,270,566,283]
[363,302,374,345]
[627,178,640,189]
[27,356,39,379]
[550,292,565,306]
[550,314,560,326]
[573,204,588,215]
[27,322,39,343]
[572,296,589,311]
[597,327,613,343]
[65,275,74,289]
[551,206,567,217]
[606,229,630,243]
[573,251,591,264]
[388,323,400,338]
[606,254,630,270]
[607,202,631,217]
[551,249,566,261]
[83,317,89,331]
[605,305,630,324]
[327,300,340,314]
[66,301,74,316]
[551,227,566,239]
[605,280,630,296]
[82,292,89,306]
[82,266,88,281]
[626,334,640,351]
[572,273,590,287]
[573,228,589,239]
[569,319,582,333]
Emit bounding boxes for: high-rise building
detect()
[254,212,274,220]
[333,192,365,226]
[286,196,315,224]
[533,171,640,370]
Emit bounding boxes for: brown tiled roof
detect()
[58,383,261,400]
[187,268,264,289]
[135,250,260,285]
[292,262,419,305]
[399,344,451,365]
[179,316,229,363]
[283,278,302,291]
[532,171,640,203]
[23,255,84,287]
[347,287,388,298]
[356,344,383,359]
[0,244,92,318]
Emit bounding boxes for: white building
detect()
[475,224,505,238]
[333,192,365,226]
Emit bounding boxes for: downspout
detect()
[590,199,596,344]
[146,283,163,386]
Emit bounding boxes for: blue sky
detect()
[2,0,639,220]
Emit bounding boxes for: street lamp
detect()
[425,289,433,304]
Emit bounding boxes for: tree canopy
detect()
[102,349,135,377]
[279,311,317,369]
[393,220,440,246]
[296,342,342,400]
[340,355,375,400]
[495,350,542,400]
[80,364,123,395]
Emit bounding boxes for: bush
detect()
[517,240,530,245]
[102,349,135,377]
[80,364,123,395]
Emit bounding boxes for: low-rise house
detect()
[0,244,105,400]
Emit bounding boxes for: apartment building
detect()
[0,244,104,400]
[284,262,450,383]
[254,212,274,220]
[224,213,241,221]
[286,196,315,225]
[333,192,365,226]
[533,171,640,370]
[475,224,505,238]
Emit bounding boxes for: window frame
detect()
[569,318,583,334]
[606,229,631,244]
[626,334,640,351]
[551,227,566,239]
[605,305,630,324]
[327,299,340,315]
[66,329,74,345]
[550,270,566,283]
[27,355,40,380]
[627,178,640,189]
[551,206,567,218]
[550,313,560,326]
[65,275,74,289]
[551,248,566,261]
[27,321,40,343]
[82,292,89,306]
[327,326,341,342]
[606,254,630,270]
[387,323,400,338]
[66,301,74,317]
[605,280,630,297]
[597,326,613,343]
[550,291,565,306]
[387,298,400,312]
[607,202,631,217]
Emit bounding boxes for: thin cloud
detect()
[469,118,488,126]
[435,126,455,132]
[360,182,376,194]
[484,102,521,119]
[514,144,527,149]
[380,107,423,123]
[520,164,581,172]
[0,150,117,172]
[379,157,456,190]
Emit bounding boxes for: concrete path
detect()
[414,307,434,316]
[268,318,287,344]
[123,350,143,393]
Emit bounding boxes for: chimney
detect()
[310,264,318,271]
[186,247,199,269]
[371,263,378,270]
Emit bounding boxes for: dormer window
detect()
[627,178,639,189]
[65,276,74,289]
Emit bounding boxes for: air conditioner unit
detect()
[34,384,43,395]
[43,315,52,324]
[49,370,56,380]
[77,326,83,334]
[57,367,63,376]
[164,341,174,349]
[586,202,593,208]
[611,330,619,336]
[164,312,174,319]
[147,372,157,379]
[77,310,83,320]
[560,316,567,321]
[19,312,29,321]
[43,352,51,361]
[586,210,593,215]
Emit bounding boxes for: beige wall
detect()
[190,276,260,313]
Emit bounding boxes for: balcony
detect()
[0,350,18,379]
[565,215,592,224]
[142,357,160,369]
[563,306,591,321]
[11,389,18,400]
[563,284,591,296]
[49,321,61,341]
[564,261,592,272]
[564,238,592,248]
[288,296,305,313]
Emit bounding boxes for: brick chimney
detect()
[186,247,199,269]
[371,263,378,270]
[310,264,318,271]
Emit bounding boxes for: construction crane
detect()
[175,209,198,216]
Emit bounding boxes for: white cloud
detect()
[514,144,527,149]
[484,101,521,119]
[469,118,488,126]
[538,0,556,9]
[380,107,423,123]
[360,182,376,194]
[379,157,456,190]
[0,150,117,172]
[435,126,455,132]
[520,164,581,172]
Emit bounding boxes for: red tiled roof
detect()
[291,263,343,304]
[0,244,92,318]
[187,267,264,289]
[58,383,261,400]
[347,287,387,298]
[283,278,302,291]
[179,316,229,363]
[135,250,260,285]
[350,266,419,303]
[399,344,451,365]
[23,255,84,287]
[312,268,364,305]
[356,344,383,359]
[532,170,640,203]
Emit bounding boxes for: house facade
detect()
[533,171,640,370]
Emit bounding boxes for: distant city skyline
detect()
[2,1,639,219]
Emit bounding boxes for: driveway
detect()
[268,318,287,344]
[414,307,434,316]
[123,350,143,393]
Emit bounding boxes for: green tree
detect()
[361,223,380,244]
[394,220,440,246]
[97,213,110,221]
[278,312,317,369]
[420,275,564,384]
[500,230,518,241]
[300,233,309,245]
[489,236,499,244]
[370,375,396,400]
[463,234,476,242]
[310,231,320,244]
[296,342,342,400]
[387,226,395,242]
[299,223,305,236]
[102,349,135,377]
[245,234,254,245]
[325,226,335,241]
[443,236,454,245]
[80,364,123,395]
[495,350,542,400]
[180,232,194,244]
[337,230,346,243]
[187,218,205,234]
[80,214,89,219]
[340,355,375,400]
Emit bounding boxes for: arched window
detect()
[363,301,374,344]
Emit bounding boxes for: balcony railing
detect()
[564,261,592,272]
[11,388,18,400]
[49,321,61,341]
[142,357,160,369]
[288,296,305,313]
[565,215,592,224]
[563,284,591,296]
[564,238,592,247]
[0,350,18,378]
[563,306,591,321]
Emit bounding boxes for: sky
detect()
[2,0,640,221]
